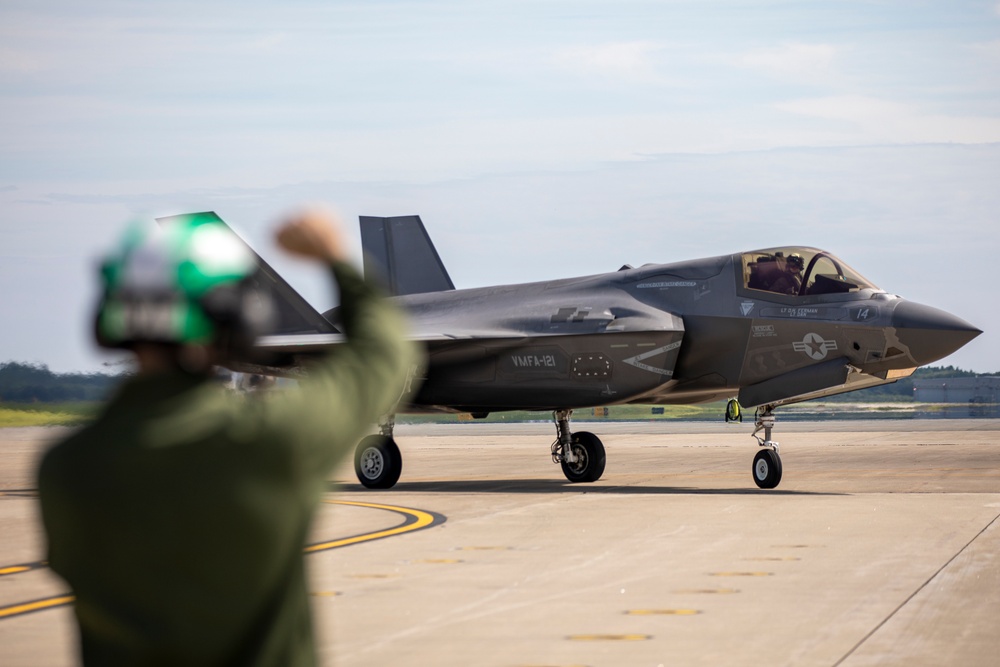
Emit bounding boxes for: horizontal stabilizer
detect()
[156,212,337,336]
[360,215,455,296]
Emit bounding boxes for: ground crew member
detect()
[38,207,418,666]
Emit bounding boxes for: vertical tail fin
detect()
[360,215,455,296]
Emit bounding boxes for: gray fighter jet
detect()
[160,212,981,490]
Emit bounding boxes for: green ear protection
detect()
[95,214,274,353]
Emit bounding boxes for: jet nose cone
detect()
[891,300,981,366]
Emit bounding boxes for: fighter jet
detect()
[159,212,981,490]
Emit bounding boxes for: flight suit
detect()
[38,262,417,667]
[768,271,802,295]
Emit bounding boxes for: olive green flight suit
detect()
[38,263,417,666]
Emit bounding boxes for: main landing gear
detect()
[352,410,608,489]
[354,417,402,489]
[750,404,782,489]
[551,409,607,483]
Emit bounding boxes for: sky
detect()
[1,0,999,374]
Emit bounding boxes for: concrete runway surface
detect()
[1,420,998,667]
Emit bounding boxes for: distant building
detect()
[912,377,1000,403]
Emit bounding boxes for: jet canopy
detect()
[742,247,879,297]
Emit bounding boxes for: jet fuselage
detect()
[392,247,979,414]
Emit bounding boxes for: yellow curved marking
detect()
[305,500,437,552]
[0,566,31,576]
[0,596,75,619]
[1,500,440,621]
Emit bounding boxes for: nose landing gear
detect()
[751,405,782,489]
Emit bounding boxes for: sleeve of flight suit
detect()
[237,260,420,481]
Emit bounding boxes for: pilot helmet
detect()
[94,214,274,355]
[787,253,804,270]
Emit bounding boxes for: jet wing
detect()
[252,329,532,353]
[250,305,686,412]
[255,311,684,354]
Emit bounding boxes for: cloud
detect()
[734,42,838,83]
[0,46,52,75]
[552,41,664,83]
[775,95,1000,144]
[970,39,1000,61]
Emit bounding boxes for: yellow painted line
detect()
[0,561,46,577]
[457,546,513,551]
[625,608,701,616]
[306,500,440,552]
[0,596,75,619]
[1,500,443,621]
[416,558,463,564]
[674,588,740,595]
[567,634,652,641]
[771,544,817,549]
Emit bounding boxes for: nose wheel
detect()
[752,448,782,489]
[751,405,783,489]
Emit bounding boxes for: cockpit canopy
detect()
[742,247,879,297]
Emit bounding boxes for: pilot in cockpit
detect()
[767,253,804,295]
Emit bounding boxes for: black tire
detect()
[560,431,607,483]
[752,448,782,489]
[354,435,402,489]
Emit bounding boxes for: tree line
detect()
[0,361,127,402]
[825,365,996,401]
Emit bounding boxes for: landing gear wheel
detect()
[752,448,782,489]
[560,431,607,483]
[355,435,402,489]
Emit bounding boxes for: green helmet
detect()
[95,213,273,351]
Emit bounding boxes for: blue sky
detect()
[2,1,999,373]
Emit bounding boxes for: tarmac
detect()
[1,419,998,667]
